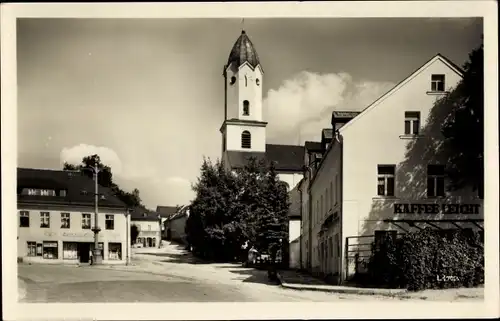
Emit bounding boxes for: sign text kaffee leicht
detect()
[394,203,480,215]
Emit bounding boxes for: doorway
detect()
[78,243,91,263]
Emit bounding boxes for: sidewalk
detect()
[277,270,406,296]
[277,270,484,300]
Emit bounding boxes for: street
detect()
[18,241,399,302]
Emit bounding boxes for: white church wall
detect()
[225,125,266,152]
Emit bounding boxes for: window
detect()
[61,213,70,229]
[241,131,251,149]
[320,195,324,219]
[26,188,56,196]
[245,75,248,87]
[427,165,445,197]
[20,211,30,227]
[374,230,397,251]
[431,74,445,92]
[230,76,236,85]
[40,212,50,228]
[105,215,114,230]
[63,242,78,260]
[256,78,260,86]
[42,241,58,259]
[27,241,37,257]
[60,190,67,197]
[148,224,151,231]
[329,237,333,257]
[82,213,91,229]
[404,111,421,135]
[108,243,122,260]
[377,165,395,196]
[243,100,250,116]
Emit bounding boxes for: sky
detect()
[17,17,483,209]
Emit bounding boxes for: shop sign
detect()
[62,232,94,238]
[393,203,481,215]
[43,241,58,248]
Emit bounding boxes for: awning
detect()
[383,218,484,232]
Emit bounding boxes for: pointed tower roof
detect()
[227,30,262,71]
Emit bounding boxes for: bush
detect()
[367,228,484,291]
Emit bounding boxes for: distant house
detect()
[130,207,161,248]
[288,181,302,269]
[164,205,190,245]
[156,205,178,237]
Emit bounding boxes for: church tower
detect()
[220,30,266,163]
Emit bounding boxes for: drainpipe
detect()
[297,182,303,270]
[335,130,344,284]
[126,209,131,265]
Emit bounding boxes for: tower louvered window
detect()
[241,131,251,149]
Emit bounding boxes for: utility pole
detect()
[89,165,103,265]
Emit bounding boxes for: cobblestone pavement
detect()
[16,242,412,302]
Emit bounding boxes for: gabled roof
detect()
[287,184,301,219]
[130,206,158,221]
[17,168,127,209]
[226,143,305,172]
[339,53,464,133]
[156,205,179,218]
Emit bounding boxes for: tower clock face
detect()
[230,76,236,85]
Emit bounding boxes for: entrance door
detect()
[78,243,91,263]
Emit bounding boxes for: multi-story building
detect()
[17,168,131,265]
[156,205,179,238]
[130,207,162,248]
[304,53,484,283]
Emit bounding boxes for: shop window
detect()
[108,243,122,260]
[43,241,58,259]
[63,242,78,260]
[27,241,37,256]
[20,211,30,227]
[105,215,114,230]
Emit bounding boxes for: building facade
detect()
[164,205,189,245]
[17,168,131,265]
[130,208,162,248]
[304,54,484,283]
[157,205,179,239]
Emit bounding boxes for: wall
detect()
[289,239,301,269]
[277,173,302,192]
[132,219,161,248]
[309,141,342,277]
[225,64,263,122]
[168,214,188,245]
[17,205,128,264]
[225,124,266,152]
[339,58,482,280]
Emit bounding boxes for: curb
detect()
[276,273,407,297]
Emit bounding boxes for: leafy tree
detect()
[441,43,484,197]
[254,161,290,261]
[63,154,142,208]
[131,224,139,244]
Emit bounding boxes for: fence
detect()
[344,235,375,281]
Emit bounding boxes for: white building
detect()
[219,30,305,256]
[164,205,190,245]
[304,54,484,283]
[130,208,161,248]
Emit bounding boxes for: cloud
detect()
[59,143,194,209]
[60,144,123,175]
[264,71,395,144]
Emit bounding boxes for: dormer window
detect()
[431,74,445,92]
[243,100,250,116]
[241,131,251,149]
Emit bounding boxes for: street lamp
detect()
[81,165,104,265]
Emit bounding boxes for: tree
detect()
[253,161,290,262]
[63,154,142,208]
[441,43,484,197]
[131,224,139,244]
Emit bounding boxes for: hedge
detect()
[367,228,484,291]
